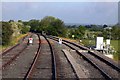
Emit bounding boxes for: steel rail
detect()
[47,36,114,80]
[48,35,120,73]
[2,34,29,56]
[24,34,57,80]
[2,34,31,68]
[42,34,57,80]
[23,33,41,79]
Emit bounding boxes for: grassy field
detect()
[110,40,119,51]
[58,37,119,52]
[82,39,119,51]
[82,39,120,60]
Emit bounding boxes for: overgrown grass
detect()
[0,33,28,52]
[82,39,119,51]
[111,40,118,51]
[82,39,96,46]
[112,40,120,61]
[82,39,120,60]
[10,34,27,45]
[113,51,120,61]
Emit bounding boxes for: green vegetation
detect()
[1,20,30,51]
[110,40,118,51]
[82,39,120,60]
[67,26,86,39]
[82,40,119,51]
[82,39,96,46]
[21,25,30,34]
[39,16,66,37]
[28,19,39,32]
[112,40,120,60]
[1,16,120,60]
[2,22,13,45]
[113,51,120,61]
[111,25,120,40]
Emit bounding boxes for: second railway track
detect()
[47,35,120,79]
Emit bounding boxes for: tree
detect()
[103,24,108,28]
[103,29,111,39]
[9,21,21,37]
[111,25,120,40]
[38,16,66,37]
[9,20,14,23]
[21,25,30,34]
[28,19,39,32]
[2,22,13,45]
[18,20,22,22]
[77,26,86,39]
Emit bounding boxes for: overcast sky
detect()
[1,0,120,2]
[2,1,119,25]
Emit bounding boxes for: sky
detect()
[1,0,120,2]
[118,2,120,24]
[1,1,119,25]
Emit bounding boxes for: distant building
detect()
[104,27,112,30]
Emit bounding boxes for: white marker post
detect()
[106,39,110,45]
[59,38,62,45]
[106,39,110,54]
[29,38,33,45]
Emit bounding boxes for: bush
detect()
[38,16,66,37]
[2,22,13,45]
[21,25,30,34]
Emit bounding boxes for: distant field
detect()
[82,39,119,51]
[111,40,119,51]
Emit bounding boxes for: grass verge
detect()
[0,33,28,53]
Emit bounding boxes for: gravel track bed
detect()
[65,40,119,67]
[89,51,119,67]
[54,40,105,78]
[2,34,32,66]
[62,40,118,79]
[2,34,39,78]
[52,37,119,79]
[69,50,105,79]
[81,52,119,78]
[49,38,77,79]
[29,36,52,79]
[2,44,27,66]
[48,38,107,79]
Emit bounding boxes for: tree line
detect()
[2,20,30,46]
[2,16,120,46]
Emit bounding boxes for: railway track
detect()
[2,34,28,56]
[24,34,57,79]
[23,33,41,79]
[46,35,120,79]
[2,34,32,69]
[2,33,119,79]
